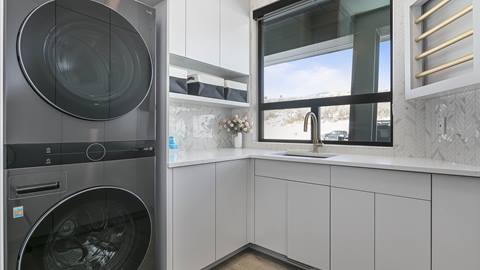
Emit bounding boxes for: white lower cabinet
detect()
[215,160,248,259]
[287,181,330,269]
[254,176,287,254]
[432,175,480,270]
[172,164,216,270]
[331,188,374,270]
[375,194,431,270]
[171,160,439,270]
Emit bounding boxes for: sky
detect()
[264,40,391,102]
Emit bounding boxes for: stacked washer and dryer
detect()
[4,0,157,269]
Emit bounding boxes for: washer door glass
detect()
[18,0,152,120]
[18,188,152,270]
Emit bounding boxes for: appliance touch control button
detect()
[86,143,106,162]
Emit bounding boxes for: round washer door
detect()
[18,0,152,120]
[18,188,152,270]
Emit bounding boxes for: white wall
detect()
[245,0,480,165]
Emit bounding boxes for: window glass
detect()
[258,0,392,145]
[263,108,311,140]
[378,39,391,93]
[264,49,353,103]
[319,102,391,143]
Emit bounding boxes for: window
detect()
[255,0,392,146]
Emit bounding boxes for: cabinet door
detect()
[169,0,186,56]
[173,164,215,270]
[186,0,220,65]
[254,176,287,254]
[215,160,248,259]
[220,0,250,74]
[433,175,480,270]
[331,188,374,270]
[375,194,430,270]
[287,182,330,269]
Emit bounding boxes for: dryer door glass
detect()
[18,0,152,120]
[18,188,152,270]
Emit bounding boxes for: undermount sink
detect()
[277,151,337,159]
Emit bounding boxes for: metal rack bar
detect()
[415,4,473,42]
[415,0,451,24]
[415,53,474,78]
[415,30,474,60]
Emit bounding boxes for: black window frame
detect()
[255,0,393,147]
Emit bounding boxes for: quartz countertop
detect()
[168,148,480,177]
[168,148,273,167]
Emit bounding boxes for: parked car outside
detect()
[323,130,348,141]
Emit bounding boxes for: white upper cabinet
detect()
[169,0,250,74]
[186,0,220,66]
[220,0,250,74]
[169,0,186,56]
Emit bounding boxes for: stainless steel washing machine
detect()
[6,158,156,270]
[4,0,157,269]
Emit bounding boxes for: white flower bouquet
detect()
[221,115,253,136]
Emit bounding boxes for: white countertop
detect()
[168,148,480,177]
[168,148,272,167]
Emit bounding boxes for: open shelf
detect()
[169,93,250,108]
[170,53,249,83]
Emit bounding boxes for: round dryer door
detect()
[18,188,152,270]
[18,0,152,120]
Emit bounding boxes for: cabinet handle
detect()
[16,182,60,195]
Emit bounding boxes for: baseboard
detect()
[248,244,317,270]
[204,243,319,270]
[203,244,251,270]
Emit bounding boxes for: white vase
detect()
[233,133,243,148]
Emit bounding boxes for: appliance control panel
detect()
[6,140,155,169]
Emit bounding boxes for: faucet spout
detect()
[303,112,323,152]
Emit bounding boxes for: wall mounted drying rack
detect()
[405,0,480,99]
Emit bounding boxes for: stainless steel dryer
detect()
[4,0,157,269]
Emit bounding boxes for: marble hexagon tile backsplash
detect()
[423,89,480,166]
[168,90,480,166]
[169,101,233,151]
